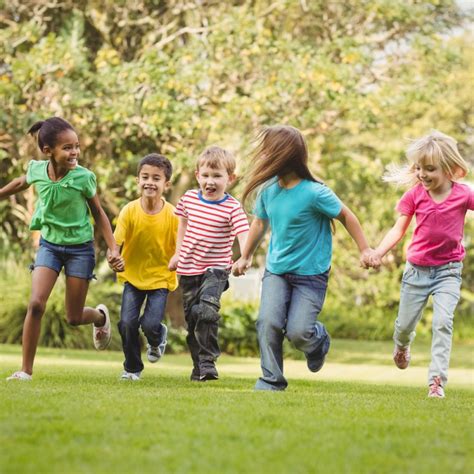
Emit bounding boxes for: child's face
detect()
[45,129,80,170]
[195,163,234,201]
[137,164,170,199]
[415,161,451,194]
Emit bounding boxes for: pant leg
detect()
[429,264,462,386]
[255,270,291,391]
[393,263,430,348]
[140,288,169,347]
[285,271,329,355]
[118,283,146,373]
[180,275,203,371]
[193,268,229,367]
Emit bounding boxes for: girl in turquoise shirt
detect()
[0,117,124,381]
[233,125,372,391]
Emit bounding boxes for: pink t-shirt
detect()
[396,182,474,266]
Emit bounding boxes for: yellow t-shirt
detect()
[114,198,178,291]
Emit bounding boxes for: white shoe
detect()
[120,371,141,381]
[6,371,32,381]
[93,304,111,350]
[146,323,168,363]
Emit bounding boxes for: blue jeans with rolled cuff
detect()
[255,269,330,391]
[118,282,169,374]
[394,261,462,386]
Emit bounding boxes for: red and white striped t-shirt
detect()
[175,190,249,276]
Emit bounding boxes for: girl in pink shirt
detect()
[364,130,473,398]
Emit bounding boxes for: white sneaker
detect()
[120,371,141,381]
[6,371,32,381]
[146,323,168,363]
[93,304,111,350]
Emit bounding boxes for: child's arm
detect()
[168,216,187,271]
[87,195,124,271]
[370,214,412,267]
[335,205,373,267]
[0,176,30,200]
[232,218,268,276]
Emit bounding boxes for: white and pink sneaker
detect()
[428,376,445,398]
[93,304,111,350]
[6,371,32,381]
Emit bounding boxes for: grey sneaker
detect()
[190,367,200,382]
[120,371,141,381]
[146,323,168,363]
[393,345,411,369]
[199,364,219,381]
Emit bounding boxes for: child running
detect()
[169,146,249,381]
[1,117,123,381]
[112,154,178,381]
[233,125,372,391]
[364,130,473,398]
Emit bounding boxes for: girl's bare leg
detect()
[65,276,105,326]
[22,267,59,375]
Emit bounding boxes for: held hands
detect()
[107,247,125,273]
[360,248,382,270]
[168,253,179,271]
[232,256,252,276]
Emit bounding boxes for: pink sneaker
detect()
[93,304,111,350]
[393,345,411,369]
[6,371,32,381]
[428,376,445,398]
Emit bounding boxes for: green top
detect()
[26,160,97,245]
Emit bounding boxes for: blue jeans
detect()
[255,269,330,391]
[118,282,169,373]
[33,237,95,280]
[394,261,462,386]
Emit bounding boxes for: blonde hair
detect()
[196,145,236,175]
[384,130,470,187]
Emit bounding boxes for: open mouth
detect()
[67,158,78,166]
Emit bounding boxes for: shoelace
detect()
[429,377,442,396]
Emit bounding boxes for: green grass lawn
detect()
[1,342,473,474]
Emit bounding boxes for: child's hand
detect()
[232,257,252,276]
[360,248,381,269]
[107,248,125,272]
[368,251,382,269]
[168,254,179,271]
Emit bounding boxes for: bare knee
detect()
[28,299,46,319]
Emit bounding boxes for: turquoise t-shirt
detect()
[26,160,97,245]
[254,179,342,275]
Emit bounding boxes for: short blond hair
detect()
[196,146,236,175]
[384,130,470,187]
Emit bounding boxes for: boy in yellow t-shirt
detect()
[112,154,178,381]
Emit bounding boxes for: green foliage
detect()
[0,1,472,344]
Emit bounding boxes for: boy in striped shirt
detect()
[169,146,249,381]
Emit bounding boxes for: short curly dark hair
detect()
[137,154,173,181]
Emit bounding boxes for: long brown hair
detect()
[241,125,317,207]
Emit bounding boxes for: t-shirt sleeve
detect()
[175,195,188,218]
[396,189,415,216]
[83,171,97,199]
[253,189,268,219]
[314,185,342,218]
[114,205,128,246]
[467,186,474,211]
[230,205,250,235]
[25,160,39,184]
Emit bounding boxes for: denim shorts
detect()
[32,237,96,280]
